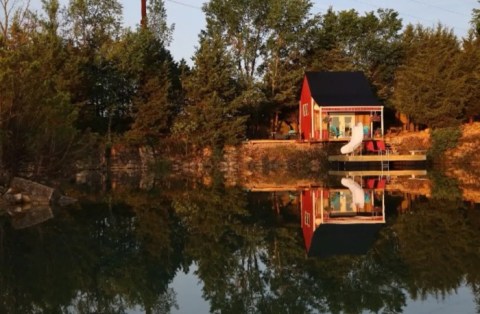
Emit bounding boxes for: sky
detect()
[129,0,479,64]
[29,0,479,64]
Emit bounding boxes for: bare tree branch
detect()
[0,0,30,40]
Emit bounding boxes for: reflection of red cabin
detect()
[299,71,384,141]
[301,178,386,257]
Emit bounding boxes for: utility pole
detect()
[141,0,147,28]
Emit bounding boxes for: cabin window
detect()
[302,103,308,116]
[329,114,355,138]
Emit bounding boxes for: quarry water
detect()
[0,170,479,314]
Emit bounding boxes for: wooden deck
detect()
[328,153,426,162]
[328,169,427,177]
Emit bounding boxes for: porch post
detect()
[370,111,373,138]
[381,106,384,137]
[382,190,385,222]
[320,189,324,224]
[310,97,315,140]
[320,107,323,140]
[312,191,316,226]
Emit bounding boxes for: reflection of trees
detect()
[429,170,463,202]
[173,183,480,314]
[386,197,480,306]
[173,183,255,313]
[174,185,311,312]
[173,186,405,313]
[0,192,186,314]
[0,178,479,313]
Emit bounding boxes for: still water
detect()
[1,170,479,314]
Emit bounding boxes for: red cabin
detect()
[299,71,384,141]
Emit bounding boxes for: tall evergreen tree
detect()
[392,25,466,129]
[111,1,182,148]
[461,17,480,123]
[121,29,180,146]
[0,0,89,174]
[173,29,246,152]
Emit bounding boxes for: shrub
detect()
[428,127,461,163]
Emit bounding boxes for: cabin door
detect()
[330,114,354,138]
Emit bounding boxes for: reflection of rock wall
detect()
[225,141,326,187]
[445,167,480,203]
[7,206,53,229]
[110,145,155,170]
[386,178,432,197]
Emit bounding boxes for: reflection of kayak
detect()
[341,178,365,209]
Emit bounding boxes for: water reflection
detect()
[0,171,478,313]
[301,177,386,258]
[6,205,53,229]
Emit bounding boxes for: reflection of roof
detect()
[305,72,380,106]
[308,223,384,258]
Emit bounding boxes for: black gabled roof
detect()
[305,71,380,106]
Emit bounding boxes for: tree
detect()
[459,34,480,123]
[462,4,480,123]
[306,8,403,103]
[0,0,31,44]
[203,0,270,88]
[146,0,174,44]
[471,0,480,37]
[174,29,246,152]
[66,0,122,48]
[65,0,130,138]
[391,25,465,129]
[116,26,182,149]
[0,0,91,174]
[261,0,313,135]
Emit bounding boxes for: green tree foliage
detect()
[428,127,462,164]
[461,6,480,123]
[203,0,269,87]
[66,0,131,138]
[262,0,313,134]
[0,190,186,313]
[200,0,320,139]
[461,36,480,123]
[0,0,91,174]
[306,8,404,103]
[389,198,480,297]
[146,0,174,44]
[471,1,480,37]
[1,0,31,45]
[392,25,466,129]
[201,0,271,139]
[174,29,247,151]
[120,28,181,147]
[66,0,123,47]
